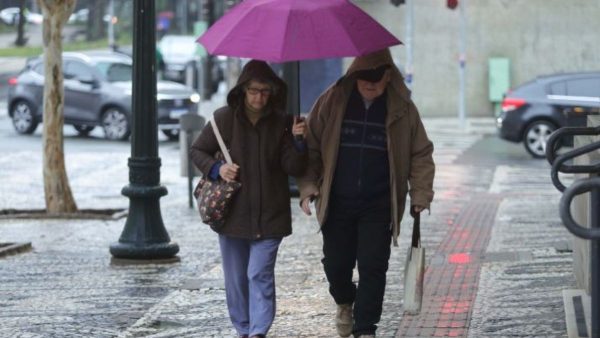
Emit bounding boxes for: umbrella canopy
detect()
[197,0,401,63]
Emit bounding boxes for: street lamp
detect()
[110,0,179,260]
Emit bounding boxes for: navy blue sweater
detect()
[330,87,390,201]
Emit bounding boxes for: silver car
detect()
[157,35,224,93]
[7,51,200,140]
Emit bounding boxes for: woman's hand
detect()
[292,117,307,138]
[300,192,319,216]
[219,163,240,182]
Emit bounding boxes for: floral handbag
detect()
[193,118,241,231]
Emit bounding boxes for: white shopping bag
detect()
[403,211,425,315]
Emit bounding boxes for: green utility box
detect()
[488,58,510,116]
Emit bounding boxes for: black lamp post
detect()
[110,0,179,260]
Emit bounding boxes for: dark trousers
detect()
[321,196,392,336]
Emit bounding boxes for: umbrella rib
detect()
[331,6,362,56]
[280,1,295,61]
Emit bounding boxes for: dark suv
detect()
[497,72,600,158]
[7,51,200,140]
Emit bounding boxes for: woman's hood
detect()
[226,60,288,112]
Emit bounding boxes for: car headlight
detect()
[190,93,200,103]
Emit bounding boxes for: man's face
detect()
[356,70,390,101]
[244,80,272,112]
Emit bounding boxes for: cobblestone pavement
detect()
[0,117,576,337]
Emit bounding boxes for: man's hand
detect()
[219,163,240,182]
[411,205,425,218]
[301,192,319,216]
[413,205,424,213]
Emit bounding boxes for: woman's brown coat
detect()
[190,61,307,240]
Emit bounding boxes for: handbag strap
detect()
[210,118,233,165]
[410,208,421,248]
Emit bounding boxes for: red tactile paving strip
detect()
[397,194,502,338]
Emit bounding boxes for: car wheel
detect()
[11,100,38,135]
[73,124,95,136]
[101,107,130,141]
[161,129,179,141]
[523,120,557,159]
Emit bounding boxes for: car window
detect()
[566,78,600,98]
[30,60,67,76]
[64,61,94,82]
[159,36,197,57]
[549,81,566,95]
[31,62,44,75]
[95,62,132,82]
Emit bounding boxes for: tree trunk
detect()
[86,0,106,41]
[15,0,27,46]
[38,0,78,214]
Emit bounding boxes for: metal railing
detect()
[547,126,600,338]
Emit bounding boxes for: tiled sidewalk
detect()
[398,194,502,337]
[0,118,576,337]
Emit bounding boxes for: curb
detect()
[0,242,32,258]
[0,208,128,220]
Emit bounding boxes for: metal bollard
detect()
[180,113,206,208]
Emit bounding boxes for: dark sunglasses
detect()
[355,65,390,83]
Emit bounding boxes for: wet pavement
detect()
[0,113,576,337]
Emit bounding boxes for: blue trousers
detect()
[219,235,282,337]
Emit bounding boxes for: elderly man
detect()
[298,48,435,338]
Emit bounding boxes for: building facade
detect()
[356,0,600,117]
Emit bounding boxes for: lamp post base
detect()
[109,242,180,260]
[109,183,179,260]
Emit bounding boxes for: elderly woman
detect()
[190,60,307,338]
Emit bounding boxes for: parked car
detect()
[497,71,600,158]
[0,7,20,26]
[0,7,42,26]
[67,8,112,24]
[7,51,200,141]
[157,34,224,93]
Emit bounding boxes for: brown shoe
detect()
[335,303,353,337]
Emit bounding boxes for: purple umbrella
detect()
[197,0,401,62]
[197,0,401,118]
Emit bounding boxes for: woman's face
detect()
[244,80,272,112]
[356,70,390,101]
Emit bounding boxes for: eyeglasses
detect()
[246,87,272,96]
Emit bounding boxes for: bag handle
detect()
[210,118,233,165]
[410,207,421,248]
